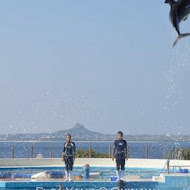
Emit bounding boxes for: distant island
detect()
[0,123,189,142]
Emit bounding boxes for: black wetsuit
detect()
[114,139,127,171]
[63,141,76,171]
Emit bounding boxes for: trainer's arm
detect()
[62,144,66,161]
[125,141,128,160]
[73,142,76,162]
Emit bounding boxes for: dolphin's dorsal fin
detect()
[165,0,176,6]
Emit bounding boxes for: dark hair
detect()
[118,131,123,136]
[66,134,71,138]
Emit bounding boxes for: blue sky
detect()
[0,1,190,135]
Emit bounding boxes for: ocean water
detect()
[0,141,190,159]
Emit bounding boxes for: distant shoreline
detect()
[1,124,190,143]
[0,140,188,143]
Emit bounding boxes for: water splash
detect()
[163,39,190,146]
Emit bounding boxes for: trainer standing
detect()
[62,134,76,182]
[112,131,127,181]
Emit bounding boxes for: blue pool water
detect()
[0,179,190,190]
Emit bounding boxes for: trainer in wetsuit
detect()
[112,131,127,181]
[62,134,76,182]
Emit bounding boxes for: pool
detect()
[0,166,189,189]
[0,166,168,180]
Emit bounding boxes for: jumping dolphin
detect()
[165,0,190,46]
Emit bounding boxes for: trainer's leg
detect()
[65,159,69,181]
[65,170,69,181]
[68,170,72,181]
[120,159,125,180]
[68,157,74,181]
[116,158,121,180]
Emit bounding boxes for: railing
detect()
[8,145,169,159]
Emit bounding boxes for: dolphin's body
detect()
[165,0,190,46]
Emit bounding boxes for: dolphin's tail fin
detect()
[173,33,190,47]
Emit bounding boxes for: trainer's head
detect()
[66,134,71,142]
[117,131,123,140]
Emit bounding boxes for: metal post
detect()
[108,146,111,158]
[50,146,53,158]
[146,146,149,159]
[89,146,92,158]
[30,145,34,158]
[11,146,14,159]
[127,146,130,159]
[167,159,170,174]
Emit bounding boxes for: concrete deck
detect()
[0,158,189,169]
